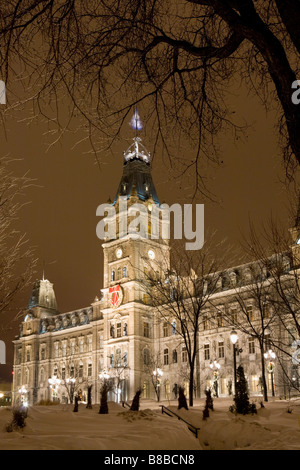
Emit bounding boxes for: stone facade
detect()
[12,137,300,406]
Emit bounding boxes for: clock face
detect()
[116,248,123,258]
[148,249,155,259]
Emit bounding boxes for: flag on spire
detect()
[129,108,143,131]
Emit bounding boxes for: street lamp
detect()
[210,360,221,397]
[18,385,28,407]
[230,330,242,395]
[153,368,163,401]
[66,377,76,404]
[99,370,110,381]
[48,376,61,402]
[264,349,276,397]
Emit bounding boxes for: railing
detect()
[160,405,200,438]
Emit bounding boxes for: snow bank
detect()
[0,402,201,450]
[0,398,299,450]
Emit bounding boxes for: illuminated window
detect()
[217,311,223,327]
[204,344,210,361]
[203,316,209,331]
[249,337,255,354]
[218,341,225,358]
[143,322,150,338]
[247,305,254,321]
[164,348,169,365]
[231,307,238,325]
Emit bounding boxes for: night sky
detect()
[0,79,297,383]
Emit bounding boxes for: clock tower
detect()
[99,137,170,400]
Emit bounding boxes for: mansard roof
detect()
[27,278,58,313]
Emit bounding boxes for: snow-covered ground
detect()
[0,397,299,450]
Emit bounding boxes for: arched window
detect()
[117,266,121,280]
[88,363,92,377]
[123,266,127,278]
[111,270,115,282]
[171,320,176,335]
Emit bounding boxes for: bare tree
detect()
[235,213,300,396]
[0,157,36,320]
[56,360,88,404]
[142,350,164,402]
[221,262,279,401]
[140,240,225,407]
[0,1,299,192]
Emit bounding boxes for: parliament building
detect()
[12,136,300,406]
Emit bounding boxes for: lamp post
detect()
[264,349,276,397]
[18,385,28,407]
[209,360,221,397]
[65,377,76,404]
[99,370,110,381]
[230,330,243,395]
[48,376,61,402]
[153,368,163,401]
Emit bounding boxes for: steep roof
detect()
[27,278,58,312]
[113,137,160,206]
